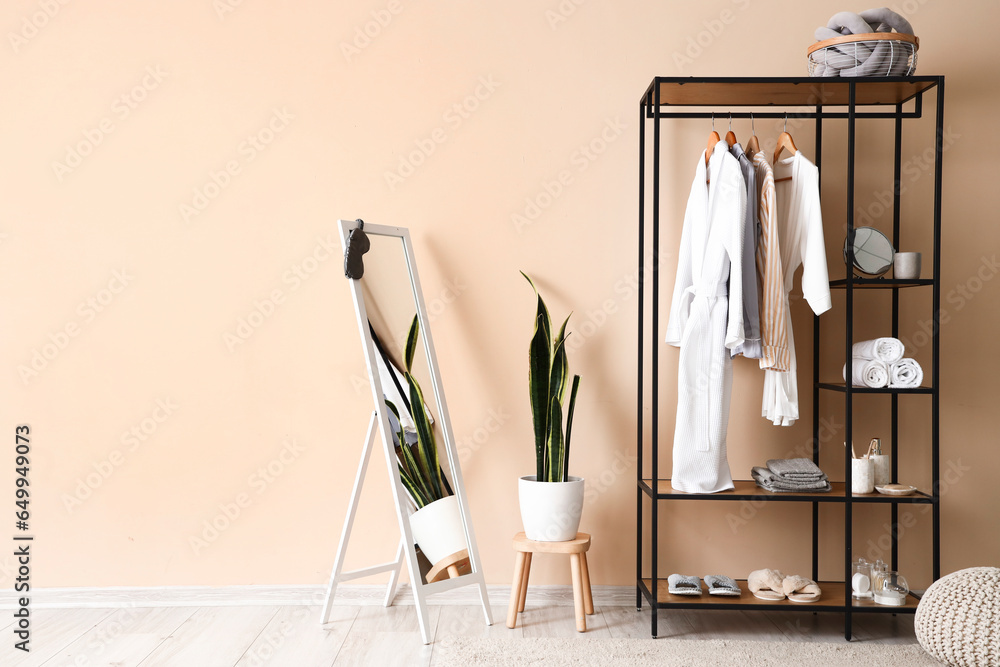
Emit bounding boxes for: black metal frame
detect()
[636,76,944,640]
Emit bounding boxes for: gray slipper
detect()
[704,575,741,597]
[667,574,702,596]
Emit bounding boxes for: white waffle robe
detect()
[762,151,832,426]
[665,141,747,493]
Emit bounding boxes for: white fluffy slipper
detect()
[783,575,822,603]
[748,568,786,601]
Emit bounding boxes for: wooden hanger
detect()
[706,113,720,168]
[774,114,798,162]
[774,114,798,182]
[725,114,737,148]
[745,112,761,156]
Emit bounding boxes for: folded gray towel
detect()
[753,467,820,488]
[766,458,827,480]
[775,469,827,477]
[752,467,832,493]
[777,472,829,482]
[754,467,826,486]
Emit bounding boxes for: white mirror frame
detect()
[331,219,492,643]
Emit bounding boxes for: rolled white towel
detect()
[843,358,890,388]
[852,338,904,364]
[889,358,923,388]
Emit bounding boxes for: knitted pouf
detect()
[915,567,1000,666]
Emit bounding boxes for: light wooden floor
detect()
[0,604,917,666]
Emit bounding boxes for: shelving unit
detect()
[636,76,944,640]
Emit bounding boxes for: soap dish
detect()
[875,484,917,496]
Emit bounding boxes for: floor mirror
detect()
[321,219,492,644]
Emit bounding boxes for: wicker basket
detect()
[808,32,918,77]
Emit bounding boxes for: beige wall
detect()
[3,0,997,592]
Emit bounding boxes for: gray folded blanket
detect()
[812,8,915,78]
[766,458,827,481]
[752,466,831,493]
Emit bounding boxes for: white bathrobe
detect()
[665,141,746,493]
[762,151,832,426]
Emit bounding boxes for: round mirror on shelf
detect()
[844,227,895,276]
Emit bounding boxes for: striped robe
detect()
[751,151,790,371]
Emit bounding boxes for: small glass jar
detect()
[873,570,909,606]
[852,558,873,599]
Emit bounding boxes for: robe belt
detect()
[678,283,728,306]
[669,283,728,340]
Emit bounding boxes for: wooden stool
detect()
[424,549,471,584]
[506,532,594,632]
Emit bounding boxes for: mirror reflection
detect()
[844,227,895,276]
[358,233,468,582]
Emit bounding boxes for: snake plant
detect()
[523,272,581,483]
[386,314,449,509]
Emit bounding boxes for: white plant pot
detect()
[409,495,467,565]
[518,475,585,542]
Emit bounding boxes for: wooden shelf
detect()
[640,479,933,504]
[817,382,933,394]
[646,77,940,108]
[830,278,933,289]
[641,579,919,613]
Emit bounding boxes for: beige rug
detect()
[431,637,940,666]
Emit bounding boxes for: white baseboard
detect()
[0,584,636,610]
